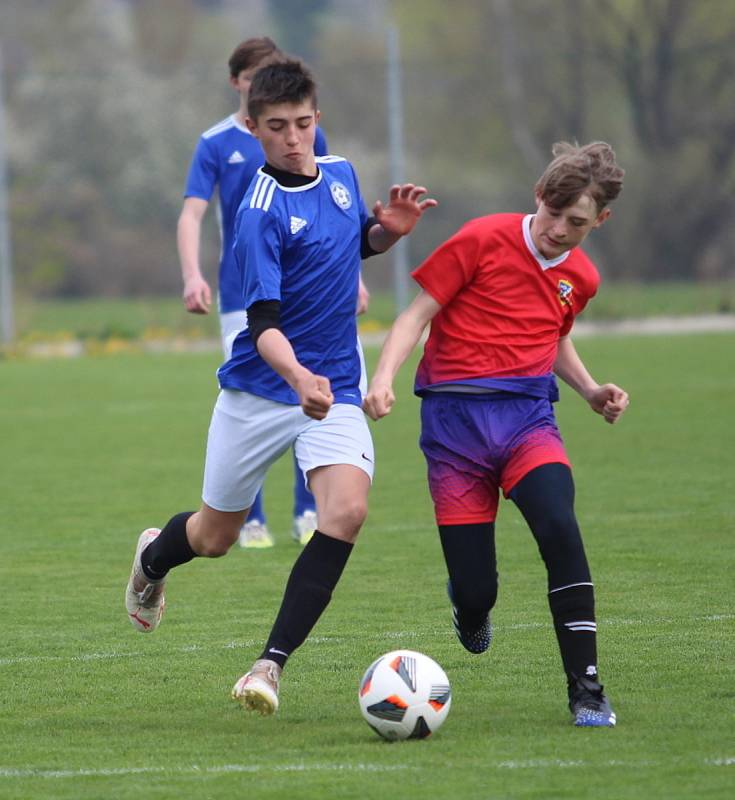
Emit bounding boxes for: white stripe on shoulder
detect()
[250,172,278,211]
[249,174,268,208]
[316,155,346,163]
[202,116,236,140]
[263,178,278,210]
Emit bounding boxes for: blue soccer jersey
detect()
[217,156,369,407]
[183,115,328,313]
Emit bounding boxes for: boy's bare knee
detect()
[191,526,239,557]
[188,506,244,557]
[333,500,368,536]
[196,535,234,557]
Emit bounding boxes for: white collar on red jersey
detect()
[522,214,571,271]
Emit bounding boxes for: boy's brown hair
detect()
[535,141,624,214]
[228,37,285,78]
[247,60,317,121]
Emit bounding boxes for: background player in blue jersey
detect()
[177,37,332,549]
[126,60,437,715]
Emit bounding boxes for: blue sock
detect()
[292,450,316,517]
[249,489,266,524]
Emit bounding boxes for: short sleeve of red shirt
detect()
[559,253,600,336]
[412,220,483,306]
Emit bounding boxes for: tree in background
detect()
[588,0,735,280]
[1,0,734,299]
[1,0,241,297]
[269,0,331,61]
[392,0,735,281]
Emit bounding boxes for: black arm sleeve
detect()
[247,300,282,347]
[360,216,381,259]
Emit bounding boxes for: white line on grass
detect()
[0,637,340,666]
[496,757,735,770]
[1,757,732,781]
[0,763,414,780]
[1,615,731,668]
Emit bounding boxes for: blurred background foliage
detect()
[1,0,734,303]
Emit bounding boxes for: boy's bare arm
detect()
[554,336,629,424]
[363,291,441,420]
[177,197,212,314]
[256,328,333,420]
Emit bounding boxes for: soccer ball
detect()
[358,650,451,740]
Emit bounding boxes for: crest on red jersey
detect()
[558,279,574,306]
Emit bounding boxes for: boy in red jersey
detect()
[364,141,628,727]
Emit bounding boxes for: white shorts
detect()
[219,310,368,394]
[202,390,374,512]
[220,310,248,360]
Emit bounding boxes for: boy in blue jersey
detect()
[177,37,330,549]
[126,60,437,715]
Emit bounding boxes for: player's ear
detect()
[245,116,258,136]
[593,208,612,229]
[534,192,543,209]
[315,108,321,126]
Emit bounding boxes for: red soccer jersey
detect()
[412,213,600,386]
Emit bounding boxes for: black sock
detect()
[260,530,353,668]
[141,511,197,580]
[438,522,497,628]
[548,584,598,684]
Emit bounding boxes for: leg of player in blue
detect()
[234,528,355,714]
[291,450,317,545]
[126,513,196,632]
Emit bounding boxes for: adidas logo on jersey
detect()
[228,150,245,164]
[290,216,307,234]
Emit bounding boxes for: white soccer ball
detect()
[358,649,452,740]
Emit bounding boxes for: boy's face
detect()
[246,100,319,175]
[531,192,610,259]
[230,67,259,100]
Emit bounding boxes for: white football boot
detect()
[125,528,166,633]
[238,520,275,549]
[232,659,282,715]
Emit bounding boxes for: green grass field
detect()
[1,334,733,799]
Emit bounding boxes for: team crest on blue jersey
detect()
[290,216,308,235]
[330,181,352,210]
[558,279,574,306]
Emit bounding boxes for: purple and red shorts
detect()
[419,392,570,525]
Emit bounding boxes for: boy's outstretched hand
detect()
[373,184,438,236]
